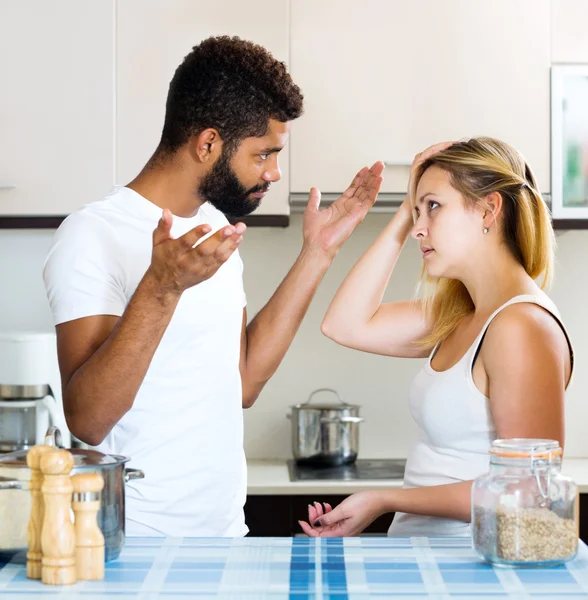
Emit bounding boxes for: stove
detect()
[287,458,406,482]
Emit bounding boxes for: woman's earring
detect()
[483,226,489,234]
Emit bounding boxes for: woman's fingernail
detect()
[308,504,313,509]
[313,520,321,527]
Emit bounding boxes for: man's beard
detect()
[199,150,270,218]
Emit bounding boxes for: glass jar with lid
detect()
[472,438,578,567]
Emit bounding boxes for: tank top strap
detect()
[466,294,574,387]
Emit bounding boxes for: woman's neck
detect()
[460,250,541,315]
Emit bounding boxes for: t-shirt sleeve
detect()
[43,213,128,325]
[235,249,247,309]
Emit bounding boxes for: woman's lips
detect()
[421,248,434,258]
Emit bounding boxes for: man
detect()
[43,36,383,537]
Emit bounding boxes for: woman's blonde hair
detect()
[412,137,555,349]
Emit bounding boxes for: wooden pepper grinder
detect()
[71,473,105,580]
[40,449,76,585]
[26,445,55,580]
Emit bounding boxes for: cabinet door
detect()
[290,0,550,194]
[552,0,588,63]
[551,65,588,219]
[0,1,114,216]
[116,0,290,216]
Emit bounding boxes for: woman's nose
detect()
[410,219,427,240]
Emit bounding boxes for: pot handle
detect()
[44,426,64,448]
[41,395,60,429]
[320,416,365,424]
[0,476,23,490]
[304,388,346,406]
[124,468,145,482]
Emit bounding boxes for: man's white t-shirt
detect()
[43,186,248,537]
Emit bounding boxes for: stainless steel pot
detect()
[0,427,144,563]
[288,388,364,466]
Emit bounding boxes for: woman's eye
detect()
[428,201,439,211]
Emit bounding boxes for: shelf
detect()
[0,215,289,230]
[290,193,588,230]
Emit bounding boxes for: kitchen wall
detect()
[1,216,586,457]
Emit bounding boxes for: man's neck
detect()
[127,152,205,218]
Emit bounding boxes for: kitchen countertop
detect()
[247,458,588,495]
[2,536,588,599]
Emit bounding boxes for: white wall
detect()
[0,230,55,331]
[0,217,586,457]
[239,214,422,460]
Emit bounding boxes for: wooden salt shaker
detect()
[26,445,54,580]
[71,472,104,580]
[40,449,76,585]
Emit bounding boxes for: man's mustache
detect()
[248,182,271,194]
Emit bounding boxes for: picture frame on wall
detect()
[551,65,588,220]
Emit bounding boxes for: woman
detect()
[300,138,574,537]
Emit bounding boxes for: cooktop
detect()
[287,458,407,482]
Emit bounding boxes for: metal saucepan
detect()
[0,427,144,562]
[288,388,364,466]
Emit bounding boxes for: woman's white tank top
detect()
[388,294,574,537]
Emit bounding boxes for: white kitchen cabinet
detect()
[290,0,551,195]
[0,0,114,217]
[552,0,588,63]
[551,65,588,221]
[550,1,588,224]
[116,0,290,217]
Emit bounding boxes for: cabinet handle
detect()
[0,184,16,190]
[383,161,412,167]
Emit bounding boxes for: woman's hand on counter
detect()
[298,491,387,537]
[298,481,474,537]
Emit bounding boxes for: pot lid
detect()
[0,447,126,469]
[0,331,56,343]
[292,402,358,410]
[292,388,359,411]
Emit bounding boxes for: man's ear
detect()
[190,128,222,163]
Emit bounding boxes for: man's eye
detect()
[259,154,268,160]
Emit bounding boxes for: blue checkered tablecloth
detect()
[1,536,588,599]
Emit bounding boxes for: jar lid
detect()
[489,438,562,459]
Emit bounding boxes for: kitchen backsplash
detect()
[0,214,586,458]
